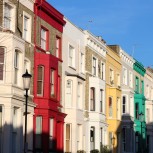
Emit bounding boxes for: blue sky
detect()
[48,0,153,67]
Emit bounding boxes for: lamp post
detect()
[139,112,144,153]
[22,70,32,153]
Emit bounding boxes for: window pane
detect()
[37,66,44,95]
[0,48,4,80]
[35,116,42,149]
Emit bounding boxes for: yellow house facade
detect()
[106,45,122,153]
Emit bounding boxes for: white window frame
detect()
[23,11,32,42]
[65,80,73,108]
[122,95,127,114]
[109,68,114,85]
[68,44,75,68]
[14,50,19,85]
[66,123,72,152]
[3,3,15,32]
[80,52,84,73]
[123,67,127,85]
[0,47,5,82]
[90,87,95,111]
[35,116,42,150]
[77,82,82,109]
[56,36,61,58]
[37,65,44,96]
[100,89,103,113]
[101,62,105,80]
[109,97,113,117]
[92,56,97,76]
[41,28,47,50]
[49,118,54,149]
[50,69,55,97]
[129,71,133,88]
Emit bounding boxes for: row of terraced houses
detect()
[0,0,153,153]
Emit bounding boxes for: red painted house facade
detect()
[34,0,66,152]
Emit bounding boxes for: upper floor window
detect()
[135,77,139,93]
[14,50,19,85]
[92,57,97,76]
[4,4,11,30]
[90,87,95,111]
[117,73,120,87]
[23,12,31,42]
[65,80,73,108]
[129,72,133,88]
[123,68,127,85]
[37,65,44,96]
[69,45,75,68]
[49,118,54,149]
[50,69,55,98]
[110,69,114,85]
[135,103,139,119]
[77,82,82,109]
[56,36,61,58]
[100,89,103,112]
[41,28,48,50]
[141,80,144,94]
[101,63,105,80]
[0,48,5,80]
[80,53,84,73]
[109,97,113,117]
[146,85,149,98]
[122,96,126,114]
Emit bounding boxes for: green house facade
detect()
[133,60,146,153]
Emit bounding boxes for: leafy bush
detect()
[77,150,86,153]
[90,149,99,153]
[100,145,111,153]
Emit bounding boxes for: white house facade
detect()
[120,48,135,153]
[0,0,35,152]
[84,31,107,152]
[62,18,86,153]
[144,68,153,153]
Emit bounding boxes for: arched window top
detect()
[67,79,73,88]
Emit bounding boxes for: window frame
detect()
[50,69,56,98]
[40,27,49,51]
[37,65,44,96]
[92,57,97,76]
[22,11,32,42]
[109,97,113,117]
[3,2,15,32]
[122,96,127,114]
[68,44,75,68]
[0,47,5,81]
[56,36,61,59]
[90,87,95,111]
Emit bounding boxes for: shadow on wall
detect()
[1,123,63,153]
[115,113,149,153]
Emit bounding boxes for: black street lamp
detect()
[22,70,32,153]
[139,112,144,153]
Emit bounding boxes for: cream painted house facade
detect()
[144,68,153,153]
[84,31,107,152]
[62,18,86,152]
[0,0,35,152]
